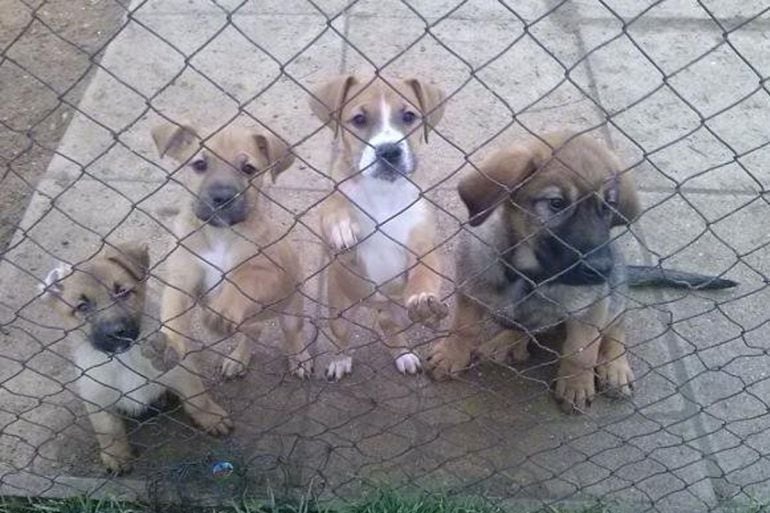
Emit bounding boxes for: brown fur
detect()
[152,122,311,379]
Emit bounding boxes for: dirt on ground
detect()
[0,0,128,250]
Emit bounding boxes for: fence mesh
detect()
[2,0,770,512]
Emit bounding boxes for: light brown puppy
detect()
[40,244,232,474]
[152,122,311,379]
[427,131,736,413]
[310,74,449,380]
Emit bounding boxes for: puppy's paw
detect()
[289,352,313,379]
[100,448,133,475]
[189,398,233,436]
[597,356,634,399]
[395,352,422,375]
[324,215,359,253]
[406,292,449,327]
[325,355,352,381]
[554,366,595,415]
[426,337,472,380]
[220,345,252,379]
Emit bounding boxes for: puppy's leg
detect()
[160,250,203,357]
[220,327,259,379]
[281,293,312,379]
[476,328,531,364]
[161,362,233,435]
[85,404,133,475]
[325,266,359,381]
[377,305,421,375]
[554,314,604,414]
[426,295,486,380]
[597,316,634,398]
[404,227,448,327]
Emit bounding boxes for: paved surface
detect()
[1,1,769,511]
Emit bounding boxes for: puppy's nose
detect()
[376,143,403,164]
[208,184,239,208]
[104,320,139,341]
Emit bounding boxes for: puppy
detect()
[309,74,449,380]
[427,132,736,413]
[40,243,232,474]
[152,122,311,379]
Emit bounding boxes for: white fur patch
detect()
[198,241,232,292]
[395,352,421,375]
[358,97,414,177]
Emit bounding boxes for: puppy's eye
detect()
[402,111,417,124]
[75,299,92,314]
[191,159,207,173]
[114,284,131,298]
[548,198,567,212]
[241,163,258,175]
[351,113,367,127]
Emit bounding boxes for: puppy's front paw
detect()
[426,337,472,380]
[324,215,359,252]
[189,398,233,436]
[597,355,634,399]
[289,352,313,379]
[406,292,448,327]
[220,343,252,379]
[554,365,595,414]
[100,448,133,475]
[325,355,352,381]
[395,352,422,375]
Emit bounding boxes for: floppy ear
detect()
[403,78,446,143]
[612,169,641,226]
[38,262,72,301]
[254,132,295,182]
[308,74,359,138]
[151,122,199,162]
[458,147,539,227]
[104,243,150,282]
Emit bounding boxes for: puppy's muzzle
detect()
[91,316,140,354]
[196,183,248,226]
[372,142,410,181]
[560,248,614,285]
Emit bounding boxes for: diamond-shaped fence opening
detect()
[1,1,769,512]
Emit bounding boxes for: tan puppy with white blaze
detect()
[152,122,311,379]
[310,74,449,380]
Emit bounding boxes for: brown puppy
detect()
[40,243,232,474]
[152,123,311,379]
[427,132,736,413]
[309,74,449,380]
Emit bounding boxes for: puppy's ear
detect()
[254,132,295,182]
[458,147,539,227]
[309,74,359,138]
[104,243,150,282]
[38,262,72,301]
[612,169,641,226]
[403,78,446,143]
[151,122,199,161]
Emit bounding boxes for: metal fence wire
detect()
[2,0,770,512]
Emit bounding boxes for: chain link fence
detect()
[2,0,770,512]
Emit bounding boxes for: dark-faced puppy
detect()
[40,243,232,474]
[427,131,734,413]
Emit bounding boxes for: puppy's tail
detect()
[626,265,738,290]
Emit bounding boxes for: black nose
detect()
[208,184,239,208]
[376,143,403,164]
[92,318,140,353]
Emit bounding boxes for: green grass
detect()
[3,492,768,513]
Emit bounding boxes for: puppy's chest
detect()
[74,344,165,415]
[344,179,425,287]
[198,241,234,293]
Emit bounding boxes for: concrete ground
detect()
[1,0,769,511]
